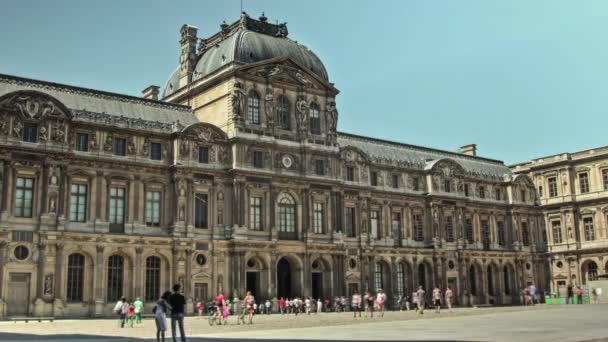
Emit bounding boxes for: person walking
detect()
[153,291,172,342]
[567,284,574,304]
[245,291,255,324]
[265,299,272,314]
[576,286,584,304]
[317,298,322,314]
[364,291,374,318]
[127,301,136,327]
[445,287,453,312]
[134,297,143,324]
[416,286,426,315]
[113,296,127,328]
[405,295,411,311]
[352,291,362,318]
[168,283,186,342]
[279,297,286,314]
[215,292,226,325]
[376,289,386,317]
[528,284,537,305]
[412,291,418,313]
[432,286,442,314]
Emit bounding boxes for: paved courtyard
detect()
[0,304,606,342]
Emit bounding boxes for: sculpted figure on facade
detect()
[0,114,8,135]
[52,123,65,143]
[104,134,113,152]
[326,99,338,133]
[295,97,309,131]
[264,88,274,127]
[231,82,246,121]
[141,138,150,157]
[39,125,48,142]
[127,136,135,155]
[12,118,22,138]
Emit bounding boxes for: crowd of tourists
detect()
[112,281,573,342]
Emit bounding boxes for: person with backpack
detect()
[432,286,442,314]
[153,291,172,342]
[113,296,127,328]
[168,284,186,342]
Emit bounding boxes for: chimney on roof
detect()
[460,144,477,156]
[142,85,160,101]
[179,24,198,88]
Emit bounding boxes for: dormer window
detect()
[478,186,485,199]
[495,188,501,201]
[247,91,260,125]
[309,102,320,134]
[23,122,38,143]
[370,171,378,186]
[444,179,451,193]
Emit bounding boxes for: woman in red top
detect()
[279,297,286,314]
[245,291,255,324]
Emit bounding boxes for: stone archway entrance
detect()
[277,258,292,299]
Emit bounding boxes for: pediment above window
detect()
[0,90,71,121]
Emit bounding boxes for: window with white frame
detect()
[583,217,595,241]
[15,177,34,218]
[146,191,161,227]
[249,197,262,230]
[579,172,590,193]
[69,184,87,222]
[247,91,260,124]
[109,187,125,224]
[548,177,558,197]
[552,220,562,244]
[313,202,324,234]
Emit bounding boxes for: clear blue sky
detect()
[1,0,606,165]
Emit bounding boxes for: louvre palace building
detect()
[0,13,556,318]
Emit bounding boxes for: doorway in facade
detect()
[277,258,292,298]
[312,272,323,300]
[7,273,30,316]
[246,272,259,298]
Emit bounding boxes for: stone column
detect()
[412,256,418,290]
[185,248,193,312]
[0,241,7,316]
[457,256,465,305]
[94,244,105,316]
[34,242,48,316]
[54,243,64,301]
[432,256,439,288]
[440,256,447,290]
[0,161,13,215]
[481,259,489,304]
[134,246,143,298]
[303,253,311,297]
[172,247,179,287]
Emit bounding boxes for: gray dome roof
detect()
[162,18,328,99]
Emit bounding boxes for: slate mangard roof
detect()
[338,132,512,180]
[0,73,198,133]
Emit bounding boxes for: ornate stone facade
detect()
[0,13,547,318]
[512,146,608,296]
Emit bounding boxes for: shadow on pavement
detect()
[0,332,481,342]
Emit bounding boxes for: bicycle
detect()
[207,302,220,326]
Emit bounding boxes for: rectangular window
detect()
[538,186,543,198]
[345,207,356,237]
[413,177,420,191]
[75,133,89,152]
[579,173,589,193]
[520,189,526,202]
[313,202,324,234]
[444,179,451,193]
[370,171,378,186]
[583,217,595,241]
[150,142,162,160]
[109,187,125,224]
[465,218,474,244]
[495,188,501,201]
[370,210,380,239]
[198,146,209,164]
[603,169,608,191]
[11,231,33,242]
[14,177,34,217]
[253,151,264,168]
[464,183,469,197]
[497,221,505,246]
[548,177,558,197]
[552,220,562,244]
[346,166,354,181]
[392,174,399,189]
[69,184,88,222]
[114,138,126,156]
[481,220,490,249]
[23,122,38,143]
[315,159,325,176]
[521,221,529,246]
[392,212,401,239]
[145,191,161,226]
[445,215,454,242]
[413,214,424,241]
[249,197,262,230]
[478,186,485,199]
[195,193,208,229]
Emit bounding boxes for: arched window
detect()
[276,96,290,129]
[587,261,598,282]
[396,263,405,297]
[278,194,296,239]
[374,262,384,291]
[487,265,494,296]
[418,263,426,289]
[247,91,260,124]
[145,256,161,301]
[469,265,477,296]
[503,265,511,295]
[107,255,124,302]
[309,103,320,134]
[67,253,85,302]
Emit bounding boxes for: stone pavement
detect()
[0,304,606,341]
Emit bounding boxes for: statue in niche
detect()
[43,274,53,296]
[12,119,23,138]
[179,206,185,221]
[231,83,246,120]
[39,125,48,142]
[264,90,274,126]
[52,123,65,142]
[295,99,309,130]
[326,100,338,132]
[49,196,56,213]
